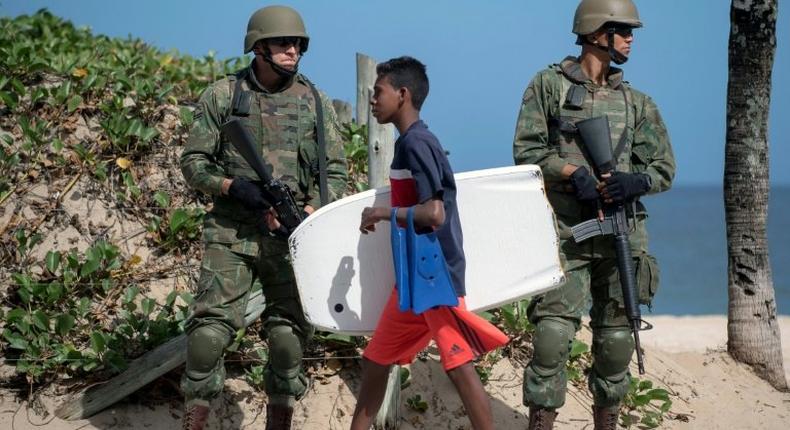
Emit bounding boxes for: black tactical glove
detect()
[228,178,270,210]
[569,166,600,203]
[600,172,651,203]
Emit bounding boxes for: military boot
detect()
[592,405,620,430]
[528,406,557,430]
[182,401,210,430]
[265,403,294,430]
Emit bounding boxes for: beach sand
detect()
[1,316,789,429]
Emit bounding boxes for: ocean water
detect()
[643,186,789,315]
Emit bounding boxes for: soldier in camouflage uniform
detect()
[178,6,347,430]
[512,1,675,429]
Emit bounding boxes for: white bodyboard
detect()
[289,165,564,335]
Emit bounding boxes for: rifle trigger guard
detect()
[637,318,653,331]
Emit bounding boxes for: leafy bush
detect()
[3,236,191,382]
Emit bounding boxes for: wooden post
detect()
[55,290,268,420]
[357,52,400,430]
[356,53,373,127]
[333,99,353,125]
[356,53,395,189]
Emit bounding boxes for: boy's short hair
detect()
[376,56,429,110]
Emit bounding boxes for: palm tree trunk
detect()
[724,0,786,390]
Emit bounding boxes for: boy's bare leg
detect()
[446,362,494,430]
[350,357,392,430]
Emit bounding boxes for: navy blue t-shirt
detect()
[389,120,466,296]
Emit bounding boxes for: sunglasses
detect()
[268,37,303,49]
[609,26,634,38]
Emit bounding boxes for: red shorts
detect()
[363,289,509,371]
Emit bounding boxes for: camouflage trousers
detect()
[522,250,659,409]
[180,236,314,403]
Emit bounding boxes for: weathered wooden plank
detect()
[374,365,402,429]
[55,289,267,420]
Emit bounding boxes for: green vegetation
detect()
[0,10,240,386]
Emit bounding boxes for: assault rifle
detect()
[221,118,303,235]
[570,116,652,374]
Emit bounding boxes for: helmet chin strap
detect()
[264,54,299,77]
[261,46,300,78]
[605,29,629,65]
[589,29,629,65]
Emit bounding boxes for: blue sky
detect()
[3,0,789,186]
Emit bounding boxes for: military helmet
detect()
[244,6,310,54]
[572,0,642,36]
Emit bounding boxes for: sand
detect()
[1,316,789,429]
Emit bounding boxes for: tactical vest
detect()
[219,69,320,197]
[548,61,636,179]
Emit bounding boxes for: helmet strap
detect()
[260,44,300,78]
[606,29,629,65]
[264,53,299,78]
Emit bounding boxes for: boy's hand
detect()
[360,206,387,234]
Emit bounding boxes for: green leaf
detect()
[400,367,411,389]
[477,311,495,322]
[90,331,106,354]
[46,282,64,302]
[3,329,29,350]
[153,191,170,208]
[164,290,178,307]
[634,394,651,406]
[13,316,31,336]
[0,91,18,110]
[179,106,194,126]
[67,94,83,112]
[140,126,158,142]
[646,388,670,401]
[82,360,99,371]
[80,257,101,277]
[77,297,91,317]
[6,308,26,323]
[12,273,32,289]
[124,286,140,304]
[32,310,50,331]
[126,118,143,137]
[141,298,156,316]
[15,229,27,248]
[10,78,26,97]
[169,208,188,234]
[569,339,589,358]
[179,291,194,305]
[45,250,61,273]
[55,314,75,336]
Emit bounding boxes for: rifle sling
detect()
[305,80,329,207]
[612,86,630,160]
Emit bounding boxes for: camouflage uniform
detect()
[179,64,347,404]
[513,56,675,408]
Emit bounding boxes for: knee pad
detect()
[268,324,303,378]
[186,324,230,378]
[591,328,634,381]
[530,318,575,377]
